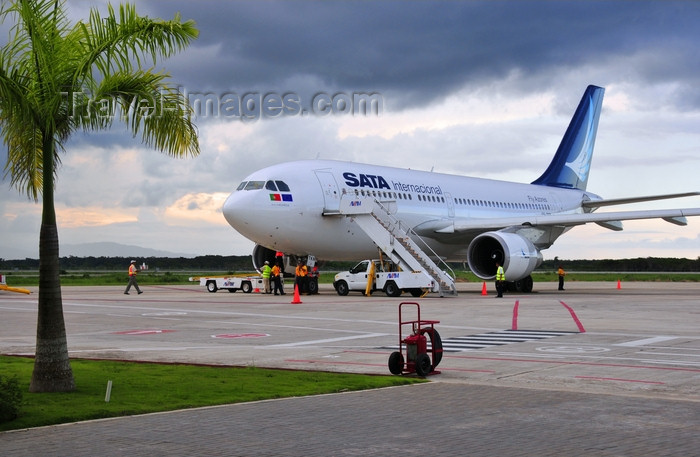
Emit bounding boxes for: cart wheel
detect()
[429,329,443,369]
[415,353,431,377]
[388,351,404,375]
[418,328,443,369]
[241,282,252,293]
[307,278,319,294]
[206,281,218,293]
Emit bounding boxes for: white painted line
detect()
[268,333,388,348]
[615,336,677,347]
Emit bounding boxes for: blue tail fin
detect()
[532,85,605,190]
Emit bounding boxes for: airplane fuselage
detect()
[222,159,588,261]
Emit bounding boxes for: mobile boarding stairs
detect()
[333,196,457,297]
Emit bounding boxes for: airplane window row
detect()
[454,197,551,211]
[349,189,414,200]
[237,180,290,192]
[343,187,551,211]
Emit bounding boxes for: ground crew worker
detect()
[295,260,308,294]
[495,262,505,298]
[557,265,566,291]
[124,260,142,295]
[271,263,284,295]
[275,251,285,274]
[262,261,272,294]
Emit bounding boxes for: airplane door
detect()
[444,192,455,218]
[314,170,340,213]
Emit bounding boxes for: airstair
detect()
[337,196,457,297]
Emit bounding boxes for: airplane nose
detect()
[222,190,250,229]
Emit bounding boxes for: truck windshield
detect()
[350,261,369,274]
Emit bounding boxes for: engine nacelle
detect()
[252,244,297,276]
[252,244,278,273]
[467,232,543,281]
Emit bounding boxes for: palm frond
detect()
[75,3,198,86]
[87,70,199,158]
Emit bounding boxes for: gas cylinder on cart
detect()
[404,331,427,364]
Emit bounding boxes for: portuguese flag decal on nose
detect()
[269,193,293,202]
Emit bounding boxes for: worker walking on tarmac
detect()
[261,261,272,294]
[557,265,566,291]
[271,263,284,295]
[295,260,308,294]
[495,262,505,298]
[124,260,142,295]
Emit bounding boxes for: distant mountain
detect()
[1,242,193,260]
[60,242,193,258]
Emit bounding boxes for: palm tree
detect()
[0,1,199,392]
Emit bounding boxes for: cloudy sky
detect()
[1,0,699,261]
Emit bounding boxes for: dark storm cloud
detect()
[143,1,700,109]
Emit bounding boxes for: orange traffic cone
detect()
[481,282,488,296]
[616,279,621,290]
[291,284,302,304]
[254,287,260,293]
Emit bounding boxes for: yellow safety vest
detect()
[496,266,505,281]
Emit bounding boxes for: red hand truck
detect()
[388,302,443,376]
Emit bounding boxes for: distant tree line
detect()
[538,257,700,272]
[1,256,698,272]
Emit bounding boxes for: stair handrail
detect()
[371,199,456,284]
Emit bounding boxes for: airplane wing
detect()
[582,192,700,209]
[424,207,700,234]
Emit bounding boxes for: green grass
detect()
[0,356,423,432]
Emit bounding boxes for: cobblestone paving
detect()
[2,383,698,456]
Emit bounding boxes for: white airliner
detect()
[222,85,699,291]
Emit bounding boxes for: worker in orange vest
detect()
[271,263,285,295]
[124,260,142,295]
[295,260,308,294]
[557,265,566,291]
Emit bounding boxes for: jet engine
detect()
[467,232,543,282]
[252,244,298,277]
[252,244,278,272]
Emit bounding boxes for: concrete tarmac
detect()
[1,281,699,455]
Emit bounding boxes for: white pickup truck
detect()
[333,259,434,297]
[191,275,264,293]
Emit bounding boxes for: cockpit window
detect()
[275,180,290,192]
[236,181,247,191]
[244,181,265,190]
[265,180,278,191]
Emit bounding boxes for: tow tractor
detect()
[189,275,264,293]
[388,302,443,376]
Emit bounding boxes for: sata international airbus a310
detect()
[221,85,699,293]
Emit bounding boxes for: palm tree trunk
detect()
[29,130,75,393]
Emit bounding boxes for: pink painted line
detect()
[559,300,586,332]
[575,376,665,385]
[512,300,520,330]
